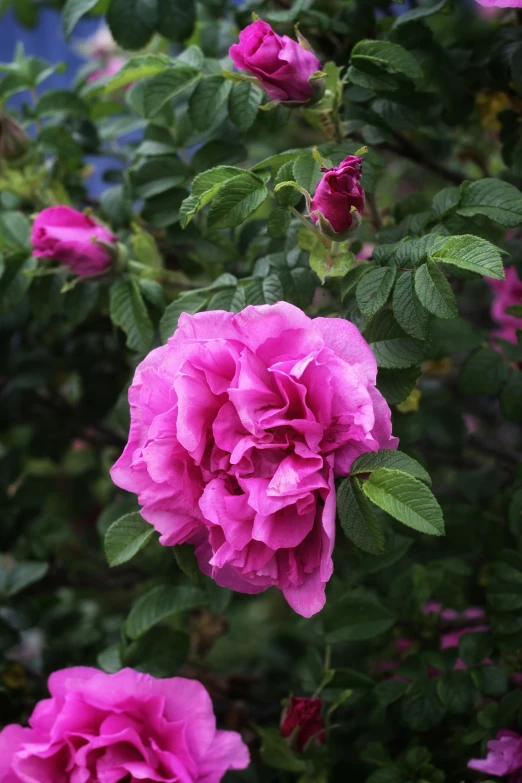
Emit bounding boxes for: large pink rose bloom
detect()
[111,303,398,617]
[311,156,365,239]
[229,20,321,103]
[0,667,249,783]
[469,730,522,778]
[32,206,117,278]
[489,265,522,344]
[475,0,522,7]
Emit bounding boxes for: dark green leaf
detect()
[415,259,458,319]
[337,477,386,555]
[109,279,154,354]
[365,310,426,369]
[458,179,522,228]
[356,266,396,320]
[351,449,431,486]
[392,271,429,340]
[229,81,263,132]
[104,512,154,567]
[155,0,195,42]
[126,585,208,639]
[459,347,508,395]
[107,0,157,50]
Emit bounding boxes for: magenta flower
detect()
[469,730,522,778]
[475,0,522,7]
[111,303,398,617]
[280,697,325,751]
[0,667,249,783]
[489,265,522,345]
[32,206,117,278]
[311,156,365,240]
[229,20,321,104]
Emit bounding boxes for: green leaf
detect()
[0,211,30,251]
[126,585,207,639]
[501,370,522,421]
[374,678,409,707]
[337,477,386,555]
[228,81,263,132]
[402,680,446,731]
[351,449,431,486]
[142,67,200,119]
[293,153,321,193]
[189,76,231,132]
[262,273,284,304]
[457,179,522,228]
[125,627,189,677]
[458,631,493,668]
[207,173,268,229]
[180,166,244,227]
[155,0,195,42]
[309,239,329,284]
[459,347,508,396]
[351,40,423,81]
[475,665,509,698]
[104,512,154,567]
[257,727,307,773]
[431,235,505,280]
[0,560,48,597]
[362,468,445,536]
[365,310,426,369]
[437,670,477,715]
[131,156,188,199]
[393,0,448,28]
[36,89,87,116]
[104,54,170,94]
[432,186,460,219]
[131,224,163,269]
[325,595,395,643]
[392,272,429,340]
[109,279,154,354]
[377,366,421,405]
[347,65,399,92]
[160,292,208,343]
[97,644,123,674]
[414,259,458,319]
[356,266,396,320]
[267,206,291,238]
[62,0,98,38]
[107,0,157,50]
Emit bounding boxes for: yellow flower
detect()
[476,90,511,131]
[396,388,421,414]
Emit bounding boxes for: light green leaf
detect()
[109,279,154,354]
[126,585,208,639]
[104,54,170,94]
[207,173,268,229]
[62,0,98,38]
[431,235,505,280]
[351,40,423,81]
[458,179,522,228]
[104,512,154,567]
[356,266,396,319]
[351,449,431,486]
[362,468,445,536]
[142,67,200,118]
[337,477,386,555]
[179,165,244,227]
[228,81,263,132]
[414,259,458,319]
[293,153,321,193]
[392,271,429,340]
[36,89,87,116]
[189,75,231,132]
[267,206,291,238]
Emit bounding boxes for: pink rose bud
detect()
[311,156,365,240]
[0,667,250,782]
[111,303,398,618]
[468,730,522,777]
[31,206,118,278]
[0,112,29,163]
[80,25,119,59]
[280,697,325,751]
[229,20,323,104]
[488,265,522,346]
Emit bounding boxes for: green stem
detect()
[288,205,330,248]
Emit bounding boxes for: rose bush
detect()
[1,0,522,782]
[111,303,397,617]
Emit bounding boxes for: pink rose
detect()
[87,55,127,84]
[311,156,365,239]
[475,0,522,6]
[111,303,398,618]
[469,730,522,777]
[32,206,118,278]
[229,20,322,104]
[0,667,249,783]
[79,25,118,59]
[489,265,522,345]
